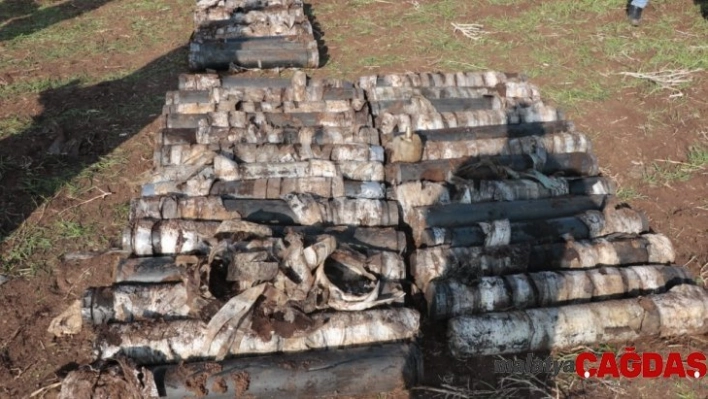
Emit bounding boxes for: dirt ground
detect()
[1,0,708,398]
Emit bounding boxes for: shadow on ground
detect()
[0,0,116,42]
[695,0,708,19]
[0,0,39,25]
[304,3,330,68]
[0,47,188,269]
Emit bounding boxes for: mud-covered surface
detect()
[58,359,155,399]
[232,371,251,397]
[211,376,228,394]
[170,362,223,397]
[250,301,322,341]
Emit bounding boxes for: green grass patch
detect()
[0,115,33,139]
[687,144,708,170]
[0,76,83,99]
[113,201,133,225]
[16,157,80,202]
[642,145,708,186]
[20,175,67,202]
[483,11,544,34]
[403,0,464,23]
[0,0,192,71]
[676,381,700,399]
[0,224,51,276]
[484,0,517,5]
[545,81,613,109]
[54,219,94,240]
[643,163,692,186]
[77,151,128,181]
[616,186,648,201]
[359,54,406,69]
[348,0,377,6]
[118,0,177,12]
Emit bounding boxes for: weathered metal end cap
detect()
[121,227,133,253]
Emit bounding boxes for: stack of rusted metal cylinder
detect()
[360,71,705,358]
[75,72,421,398]
[190,0,319,70]
[60,71,708,398]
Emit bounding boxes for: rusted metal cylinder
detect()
[165,89,215,105]
[236,99,365,113]
[122,219,221,256]
[214,158,340,181]
[189,39,319,71]
[164,110,370,130]
[417,207,649,248]
[219,197,399,226]
[448,284,708,356]
[376,109,509,133]
[114,256,186,284]
[190,87,362,108]
[375,103,562,132]
[154,144,216,166]
[129,196,239,221]
[221,143,384,163]
[178,74,221,91]
[161,126,380,146]
[409,195,608,230]
[194,7,309,31]
[272,225,407,253]
[194,1,307,25]
[419,131,591,160]
[123,223,404,256]
[427,265,693,320]
[411,233,675,292]
[366,86,493,102]
[343,181,386,199]
[195,20,313,41]
[384,153,599,185]
[391,177,615,206]
[81,283,191,324]
[129,197,399,227]
[141,172,215,197]
[209,86,363,104]
[357,71,517,90]
[380,121,574,146]
[150,343,422,399]
[337,161,385,182]
[266,110,371,128]
[370,96,500,116]
[210,176,344,199]
[96,308,420,364]
[175,73,351,92]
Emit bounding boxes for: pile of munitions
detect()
[190,0,319,70]
[72,72,420,398]
[363,72,708,357]
[54,70,708,398]
[49,1,708,398]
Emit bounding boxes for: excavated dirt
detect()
[211,376,228,394]
[58,359,153,399]
[169,362,223,398]
[230,370,251,398]
[250,297,322,342]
